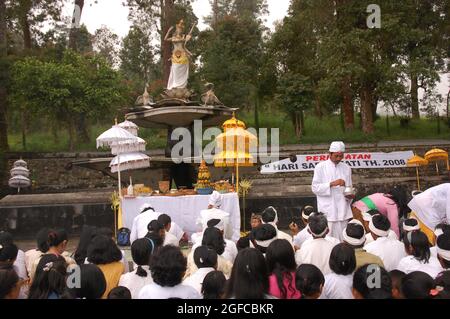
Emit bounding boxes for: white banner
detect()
[261,151,414,174]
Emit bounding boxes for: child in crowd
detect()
[108,286,132,299]
[249,224,278,256]
[68,264,106,299]
[119,238,157,299]
[28,254,69,299]
[396,230,443,278]
[266,239,301,299]
[322,243,356,299]
[183,246,217,294]
[87,235,124,298]
[352,264,392,299]
[201,270,226,299]
[295,264,324,299]
[0,265,21,299]
[225,248,271,299]
[389,270,405,299]
[401,271,436,299]
[139,246,201,299]
[363,214,406,271]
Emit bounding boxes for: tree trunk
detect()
[314,92,323,119]
[342,77,354,131]
[360,84,374,134]
[161,0,174,86]
[21,109,27,150]
[68,0,90,143]
[19,13,32,50]
[410,72,420,119]
[0,0,8,152]
[69,0,85,51]
[68,120,75,151]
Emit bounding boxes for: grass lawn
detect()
[7,111,450,152]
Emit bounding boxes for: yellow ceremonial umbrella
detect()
[214,115,257,195]
[407,155,428,190]
[424,148,449,174]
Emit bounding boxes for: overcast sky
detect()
[62,0,448,113]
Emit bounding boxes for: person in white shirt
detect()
[206,219,237,263]
[186,225,233,278]
[167,220,186,243]
[436,233,450,270]
[119,238,156,299]
[295,213,338,275]
[321,243,356,299]
[130,204,161,244]
[183,246,217,295]
[407,183,450,245]
[292,207,340,250]
[396,230,443,278]
[139,245,201,299]
[401,218,420,239]
[362,209,398,245]
[194,191,233,243]
[157,214,179,247]
[261,206,293,246]
[312,141,353,241]
[364,214,407,271]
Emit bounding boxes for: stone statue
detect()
[164,19,195,91]
[135,84,154,107]
[201,83,223,106]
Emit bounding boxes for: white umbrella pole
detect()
[117,154,122,198]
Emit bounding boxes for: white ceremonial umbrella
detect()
[10,166,30,178]
[110,137,147,155]
[8,175,31,193]
[96,125,139,197]
[110,152,150,173]
[118,120,139,137]
[13,159,27,168]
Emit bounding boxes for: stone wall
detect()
[2,141,450,198]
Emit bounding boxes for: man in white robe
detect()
[192,191,232,244]
[312,141,353,241]
[408,183,450,244]
[130,204,161,244]
[295,213,338,275]
[363,214,406,271]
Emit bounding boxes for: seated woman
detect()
[87,235,124,299]
[139,246,201,299]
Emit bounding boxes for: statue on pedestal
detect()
[162,19,196,101]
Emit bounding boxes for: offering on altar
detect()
[196,160,213,194]
[213,180,233,193]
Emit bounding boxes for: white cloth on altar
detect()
[122,193,241,242]
[167,63,189,90]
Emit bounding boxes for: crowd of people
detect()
[0,141,449,299]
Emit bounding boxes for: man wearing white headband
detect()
[295,213,338,275]
[292,206,339,250]
[130,203,161,244]
[342,220,384,269]
[261,206,293,247]
[436,233,450,270]
[362,210,398,245]
[312,141,353,241]
[407,183,450,245]
[364,214,406,271]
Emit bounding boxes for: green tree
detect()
[11,50,127,150]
